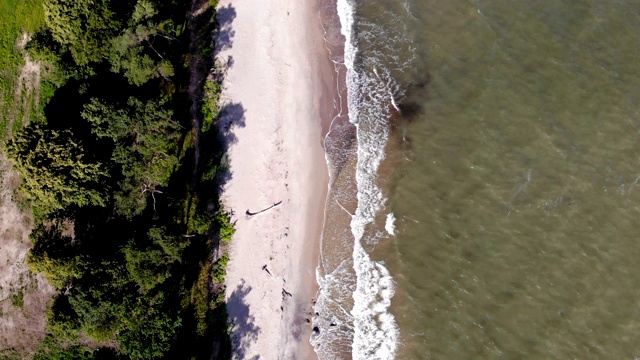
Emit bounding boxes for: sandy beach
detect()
[216,0,334,358]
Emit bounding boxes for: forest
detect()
[0,0,233,358]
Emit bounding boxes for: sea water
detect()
[314,1,640,359]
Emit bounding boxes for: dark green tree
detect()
[148,226,188,261]
[43,0,121,65]
[82,97,180,217]
[122,245,172,293]
[117,294,181,359]
[123,227,187,292]
[66,261,132,342]
[28,222,84,288]
[109,0,175,85]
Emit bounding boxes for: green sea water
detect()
[383,1,640,358]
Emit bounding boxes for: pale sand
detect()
[216,0,334,359]
[0,156,54,357]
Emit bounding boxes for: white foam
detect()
[313,0,416,358]
[338,0,399,358]
[390,94,400,112]
[385,213,396,236]
[312,259,357,359]
[352,241,399,359]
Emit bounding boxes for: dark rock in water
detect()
[398,101,422,118]
[313,326,320,335]
[394,73,430,122]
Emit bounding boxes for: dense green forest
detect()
[0,0,233,358]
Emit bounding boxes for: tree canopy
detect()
[123,227,187,293]
[82,97,180,217]
[109,0,175,85]
[7,0,233,357]
[44,0,121,65]
[6,126,109,217]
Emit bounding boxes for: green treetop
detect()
[109,0,175,85]
[81,97,180,217]
[44,0,121,65]
[6,126,109,217]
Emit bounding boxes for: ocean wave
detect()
[339,0,402,358]
[385,213,396,236]
[313,0,415,358]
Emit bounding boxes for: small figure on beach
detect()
[262,264,272,276]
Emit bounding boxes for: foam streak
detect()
[338,0,399,358]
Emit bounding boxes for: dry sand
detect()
[0,156,54,358]
[216,0,334,359]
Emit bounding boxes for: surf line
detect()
[246,200,283,216]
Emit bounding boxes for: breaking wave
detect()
[313,0,415,358]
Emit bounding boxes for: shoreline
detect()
[216,0,334,358]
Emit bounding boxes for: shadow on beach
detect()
[206,2,242,188]
[227,283,262,359]
[216,4,237,52]
[199,101,245,193]
[218,102,246,145]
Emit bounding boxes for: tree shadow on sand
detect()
[216,4,237,52]
[227,283,261,360]
[218,102,246,145]
[199,101,245,193]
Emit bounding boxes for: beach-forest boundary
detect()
[0,0,234,358]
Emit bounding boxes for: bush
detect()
[212,253,229,284]
[10,290,24,308]
[201,79,222,132]
[215,208,235,243]
[33,336,92,360]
